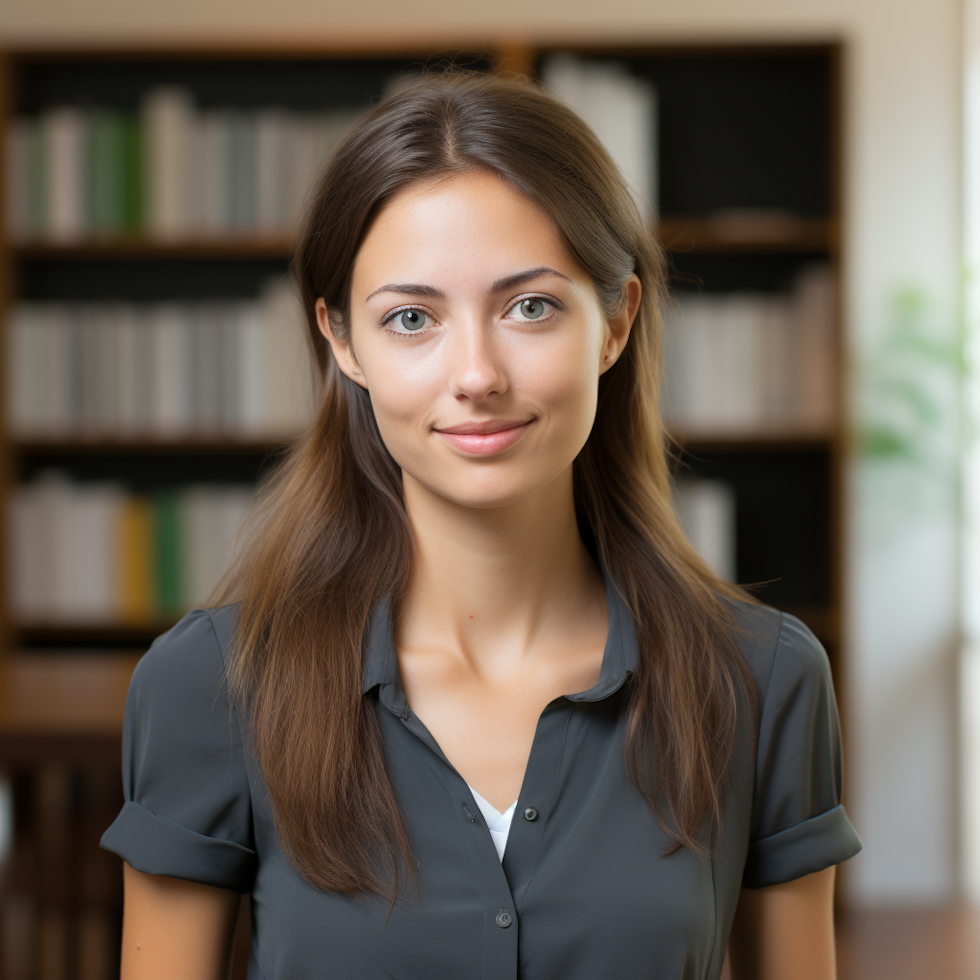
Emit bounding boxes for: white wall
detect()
[0,0,965,906]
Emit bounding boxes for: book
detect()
[673,478,737,582]
[142,87,195,239]
[42,106,88,241]
[541,55,658,223]
[4,118,32,238]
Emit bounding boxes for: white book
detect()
[42,106,88,241]
[151,305,194,435]
[78,305,100,434]
[33,471,72,618]
[193,305,222,433]
[41,306,77,436]
[720,294,764,431]
[674,295,720,431]
[219,306,240,431]
[237,301,267,434]
[60,482,123,621]
[673,479,737,582]
[143,87,195,239]
[255,109,287,232]
[129,308,156,434]
[284,114,324,229]
[214,486,255,585]
[260,277,314,435]
[5,118,33,239]
[115,306,139,435]
[541,56,657,223]
[8,485,43,619]
[230,111,257,230]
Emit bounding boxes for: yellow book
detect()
[119,496,153,622]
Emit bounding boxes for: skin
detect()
[121,171,838,979]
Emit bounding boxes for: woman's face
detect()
[317,170,639,510]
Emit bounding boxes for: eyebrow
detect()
[364,266,572,303]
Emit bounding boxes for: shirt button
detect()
[523,806,539,821]
[495,909,513,928]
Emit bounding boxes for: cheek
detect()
[362,349,441,456]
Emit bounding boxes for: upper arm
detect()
[121,862,241,980]
[727,865,837,980]
[100,608,257,891]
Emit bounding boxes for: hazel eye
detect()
[512,298,551,320]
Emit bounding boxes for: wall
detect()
[0,0,965,906]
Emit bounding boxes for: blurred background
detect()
[0,0,978,977]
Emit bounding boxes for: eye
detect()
[384,308,430,336]
[508,297,556,321]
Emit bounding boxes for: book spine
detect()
[142,87,194,239]
[119,495,153,622]
[153,490,182,616]
[42,106,88,242]
[4,118,33,239]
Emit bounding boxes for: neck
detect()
[398,464,604,670]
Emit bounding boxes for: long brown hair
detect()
[216,69,758,899]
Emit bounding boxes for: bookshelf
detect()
[0,40,845,979]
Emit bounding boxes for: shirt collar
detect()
[361,565,638,712]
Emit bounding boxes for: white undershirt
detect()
[467,784,518,862]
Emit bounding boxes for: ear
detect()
[599,274,642,375]
[315,298,368,389]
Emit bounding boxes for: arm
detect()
[727,865,837,980]
[121,862,241,980]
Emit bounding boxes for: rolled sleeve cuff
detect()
[100,800,257,893]
[742,804,863,889]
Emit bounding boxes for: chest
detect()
[246,691,745,980]
[397,651,603,812]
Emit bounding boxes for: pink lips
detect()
[435,419,534,456]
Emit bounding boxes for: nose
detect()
[447,319,508,401]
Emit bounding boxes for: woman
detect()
[101,70,861,979]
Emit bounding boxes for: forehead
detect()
[352,171,582,290]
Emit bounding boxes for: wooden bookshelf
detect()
[0,40,847,978]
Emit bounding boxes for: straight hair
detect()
[215,69,758,899]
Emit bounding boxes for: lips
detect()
[436,418,534,435]
[434,418,535,456]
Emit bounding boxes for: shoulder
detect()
[128,604,242,715]
[723,598,833,707]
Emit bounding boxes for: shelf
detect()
[9,236,295,260]
[669,429,835,452]
[16,621,179,645]
[13,436,295,456]
[9,214,832,261]
[657,214,833,254]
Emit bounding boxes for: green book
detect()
[90,108,127,234]
[153,490,182,616]
[122,115,143,232]
[93,109,125,232]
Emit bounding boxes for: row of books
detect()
[9,473,256,622]
[673,478,736,583]
[4,90,367,241]
[540,56,658,222]
[6,279,314,439]
[661,265,835,432]
[5,57,657,243]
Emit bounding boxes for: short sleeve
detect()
[741,612,862,889]
[99,607,257,892]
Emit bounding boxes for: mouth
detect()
[434,418,535,456]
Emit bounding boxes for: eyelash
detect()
[380,295,563,339]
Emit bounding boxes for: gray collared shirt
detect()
[101,568,861,979]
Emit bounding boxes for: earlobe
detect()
[315,298,368,390]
